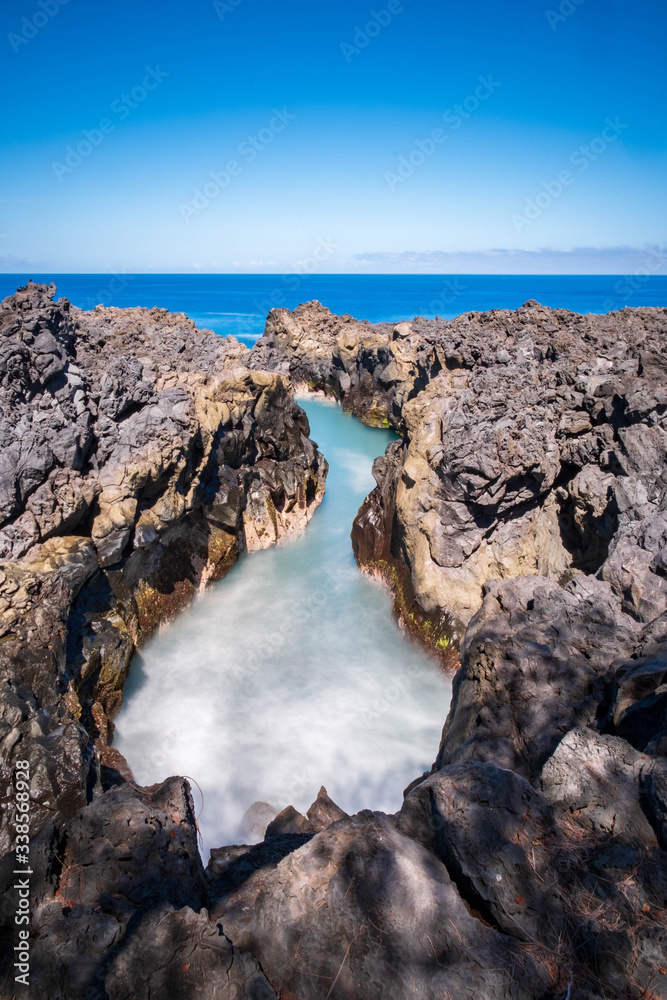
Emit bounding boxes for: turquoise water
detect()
[114,397,451,857]
[2,274,665,347]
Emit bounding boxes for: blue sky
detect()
[1,0,665,273]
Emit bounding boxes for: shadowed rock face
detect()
[199,577,667,1000]
[2,289,667,1000]
[0,777,278,1000]
[211,812,555,1000]
[435,574,640,779]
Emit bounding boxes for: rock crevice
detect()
[235,298,667,998]
[2,289,667,1000]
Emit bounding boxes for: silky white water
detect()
[114,397,451,858]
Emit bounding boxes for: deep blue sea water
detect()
[2,274,665,348]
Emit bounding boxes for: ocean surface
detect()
[2,273,665,347]
[114,397,451,857]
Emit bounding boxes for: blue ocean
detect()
[2,274,665,348]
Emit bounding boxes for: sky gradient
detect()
[1,0,666,273]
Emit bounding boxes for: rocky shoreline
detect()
[252,299,667,655]
[1,286,667,999]
[0,281,327,891]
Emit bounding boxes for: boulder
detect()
[541,728,658,844]
[434,574,639,778]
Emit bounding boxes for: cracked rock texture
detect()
[0,282,326,854]
[252,299,667,645]
[0,777,278,999]
[236,299,667,999]
[2,290,667,1000]
[203,575,667,1000]
[0,282,330,999]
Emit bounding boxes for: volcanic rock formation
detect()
[252,299,667,648]
[2,289,667,1000]
[239,300,667,998]
[0,282,327,856]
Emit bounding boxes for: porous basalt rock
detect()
[3,288,667,1000]
[237,298,667,998]
[0,282,327,858]
[434,574,640,779]
[208,573,667,1000]
[251,299,667,648]
[0,777,278,999]
[210,811,556,1000]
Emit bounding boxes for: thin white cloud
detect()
[352,246,667,274]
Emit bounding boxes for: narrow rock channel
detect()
[114,396,451,855]
[3,285,666,1000]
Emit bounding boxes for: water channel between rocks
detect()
[114,395,452,857]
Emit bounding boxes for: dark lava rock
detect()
[2,289,667,999]
[251,300,667,651]
[211,811,554,1000]
[434,574,639,779]
[0,777,276,999]
[0,282,328,855]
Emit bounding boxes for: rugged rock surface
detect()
[0,282,330,998]
[2,288,667,1000]
[203,574,667,1000]
[434,574,639,779]
[0,777,279,999]
[211,811,555,1000]
[251,299,667,647]
[0,282,327,855]
[236,299,667,998]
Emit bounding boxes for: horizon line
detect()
[3,272,667,279]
